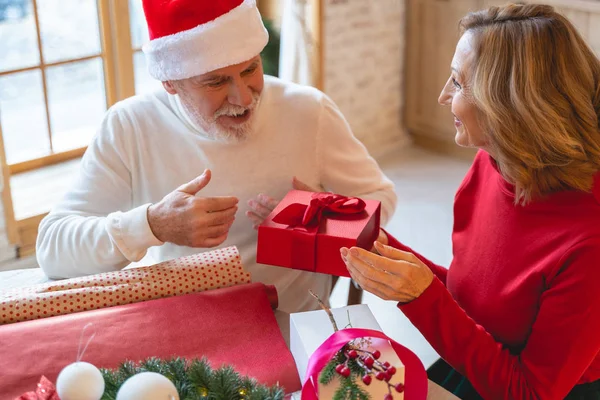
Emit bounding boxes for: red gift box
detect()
[0,283,301,399]
[257,190,381,277]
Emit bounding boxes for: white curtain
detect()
[278,0,316,87]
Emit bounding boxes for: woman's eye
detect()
[452,78,462,89]
[208,81,225,88]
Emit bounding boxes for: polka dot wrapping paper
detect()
[0,246,251,325]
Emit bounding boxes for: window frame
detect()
[0,0,136,255]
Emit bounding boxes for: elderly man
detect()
[35,0,396,313]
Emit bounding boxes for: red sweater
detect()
[392,150,600,399]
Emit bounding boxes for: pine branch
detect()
[319,359,338,385]
[166,358,191,397]
[241,376,257,394]
[209,366,242,400]
[139,357,163,373]
[336,377,355,400]
[188,357,212,393]
[99,368,122,400]
[100,357,283,400]
[334,377,372,400]
[349,382,370,400]
[118,360,139,379]
[347,358,364,376]
[333,386,348,400]
[247,386,270,400]
[246,377,284,400]
[266,386,285,400]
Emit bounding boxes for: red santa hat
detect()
[141,0,269,81]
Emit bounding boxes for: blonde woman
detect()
[341,4,600,399]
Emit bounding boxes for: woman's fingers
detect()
[374,241,420,263]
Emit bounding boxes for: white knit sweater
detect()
[36,76,397,312]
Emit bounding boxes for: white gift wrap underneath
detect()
[290,304,405,399]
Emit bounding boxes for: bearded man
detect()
[36,0,396,312]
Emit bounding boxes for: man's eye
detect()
[208,81,225,87]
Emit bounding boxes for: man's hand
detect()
[147,170,238,247]
[246,193,279,230]
[246,177,319,229]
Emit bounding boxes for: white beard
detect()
[181,91,261,143]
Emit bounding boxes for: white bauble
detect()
[56,361,105,400]
[116,372,180,400]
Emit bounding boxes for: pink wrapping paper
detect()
[0,246,250,325]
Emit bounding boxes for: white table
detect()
[0,268,51,291]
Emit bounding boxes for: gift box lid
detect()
[261,190,380,237]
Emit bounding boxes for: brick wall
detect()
[323,0,408,155]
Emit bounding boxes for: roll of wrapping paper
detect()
[0,282,300,399]
[0,246,253,325]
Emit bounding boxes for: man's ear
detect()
[162,81,178,95]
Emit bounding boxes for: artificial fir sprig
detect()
[100,357,285,400]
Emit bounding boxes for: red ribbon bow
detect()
[272,193,366,228]
[270,193,367,272]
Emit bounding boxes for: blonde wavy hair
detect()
[459,3,600,204]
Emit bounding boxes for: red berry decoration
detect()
[384,394,394,400]
[395,383,405,393]
[364,357,375,368]
[388,366,397,375]
[348,350,358,359]
[383,361,391,368]
[376,371,386,381]
[335,364,345,374]
[372,350,381,360]
[362,374,372,385]
[341,367,351,378]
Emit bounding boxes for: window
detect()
[129,0,162,95]
[0,0,110,169]
[0,0,155,256]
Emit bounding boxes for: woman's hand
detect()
[341,241,434,303]
[372,229,389,251]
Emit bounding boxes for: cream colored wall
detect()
[323,0,410,156]
[405,0,600,155]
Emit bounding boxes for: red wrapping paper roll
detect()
[0,282,301,399]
